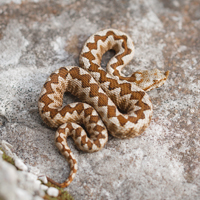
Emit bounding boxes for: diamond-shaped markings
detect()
[82,51,95,61]
[81,135,87,146]
[75,103,84,115]
[89,63,100,72]
[98,93,108,106]
[93,125,105,134]
[113,70,120,77]
[69,67,91,88]
[56,136,64,143]
[87,140,93,150]
[58,67,69,79]
[130,91,144,101]
[107,106,116,118]
[48,73,59,85]
[89,115,99,123]
[94,138,101,148]
[68,155,74,164]
[67,123,74,131]
[108,79,118,90]
[99,69,107,83]
[133,109,145,122]
[120,83,131,96]
[60,105,73,117]
[128,116,138,124]
[117,115,128,126]
[96,133,104,140]
[84,107,93,117]
[135,96,151,112]
[80,74,92,88]
[74,127,82,139]
[89,84,100,97]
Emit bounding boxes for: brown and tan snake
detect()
[38,29,169,188]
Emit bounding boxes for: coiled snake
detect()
[38,29,169,187]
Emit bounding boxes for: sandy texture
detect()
[0,0,199,199]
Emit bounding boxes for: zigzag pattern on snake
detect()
[38,29,169,188]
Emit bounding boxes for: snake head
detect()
[131,68,169,92]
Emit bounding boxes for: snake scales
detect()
[38,29,169,188]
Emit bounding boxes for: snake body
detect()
[38,29,169,187]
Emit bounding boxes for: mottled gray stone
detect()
[0,0,199,200]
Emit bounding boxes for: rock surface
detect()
[0,0,199,200]
[0,141,46,200]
